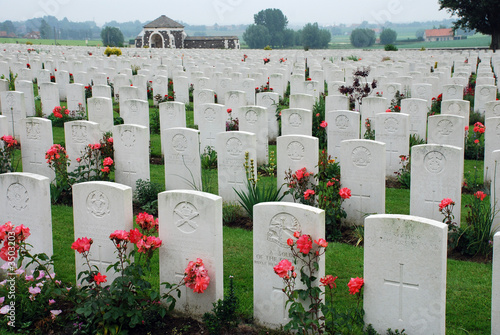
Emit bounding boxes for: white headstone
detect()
[73,181,133,283]
[364,214,447,335]
[326,110,360,160]
[158,190,223,316]
[198,103,226,151]
[375,113,410,177]
[340,139,386,226]
[256,92,280,141]
[239,106,269,166]
[216,131,257,203]
[485,117,500,183]
[0,91,26,138]
[410,144,463,225]
[427,115,465,150]
[0,172,52,268]
[87,97,114,133]
[475,85,497,113]
[325,94,349,112]
[15,80,36,117]
[281,108,312,136]
[92,84,112,99]
[253,202,325,329]
[64,120,101,173]
[277,135,319,202]
[19,117,55,180]
[163,127,202,191]
[66,83,86,112]
[442,84,464,101]
[39,82,60,116]
[401,98,428,140]
[492,231,500,333]
[113,124,150,191]
[121,99,150,129]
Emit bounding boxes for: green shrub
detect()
[201,146,217,170]
[203,275,240,334]
[134,179,164,216]
[235,153,284,219]
[104,47,122,57]
[384,44,398,51]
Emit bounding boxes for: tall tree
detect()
[253,8,288,48]
[1,21,16,35]
[439,0,500,49]
[39,19,52,39]
[350,28,376,48]
[101,26,124,47]
[243,24,270,49]
[379,28,397,45]
[301,23,331,49]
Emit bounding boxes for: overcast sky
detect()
[1,0,453,26]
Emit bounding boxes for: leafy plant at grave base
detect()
[47,135,115,204]
[201,146,218,170]
[130,65,140,75]
[189,83,194,103]
[0,135,20,173]
[114,115,124,125]
[84,85,92,100]
[47,105,86,127]
[394,155,411,189]
[409,134,426,147]
[46,144,72,204]
[71,213,211,334]
[0,70,17,90]
[258,150,277,177]
[274,231,365,334]
[202,275,240,334]
[448,191,497,258]
[235,152,285,219]
[134,179,164,216]
[315,151,350,241]
[226,108,239,131]
[0,221,71,333]
[428,94,443,117]
[387,90,407,113]
[363,118,375,140]
[284,167,316,207]
[312,94,327,150]
[339,67,377,110]
[155,93,175,104]
[344,55,360,61]
[222,202,242,225]
[464,122,485,161]
[150,107,161,134]
[469,110,484,126]
[147,80,153,100]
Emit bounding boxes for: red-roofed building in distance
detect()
[424,28,454,42]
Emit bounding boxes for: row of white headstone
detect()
[2,172,500,334]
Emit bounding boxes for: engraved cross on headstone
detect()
[30,151,43,166]
[89,244,112,274]
[387,141,399,168]
[273,285,287,320]
[8,107,15,137]
[228,167,244,187]
[351,183,371,214]
[123,161,137,186]
[383,263,419,321]
[425,190,442,213]
[206,131,216,148]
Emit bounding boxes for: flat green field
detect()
[0,38,102,46]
